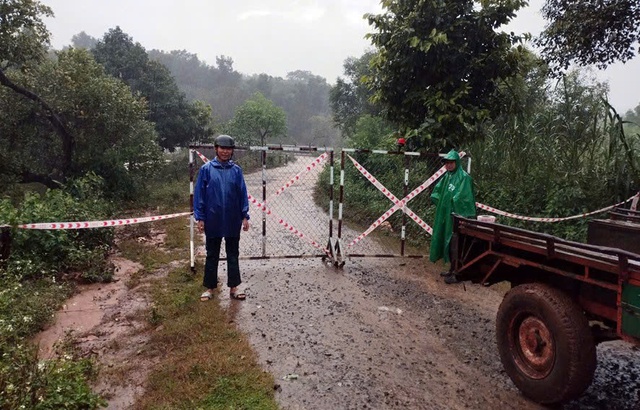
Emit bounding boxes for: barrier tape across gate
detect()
[346,152,468,247]
[195,150,331,256]
[13,147,637,234]
[17,212,191,230]
[344,152,638,245]
[476,195,638,222]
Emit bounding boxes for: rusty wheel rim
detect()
[511,315,555,379]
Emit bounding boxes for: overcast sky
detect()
[41,0,639,113]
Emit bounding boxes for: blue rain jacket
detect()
[193,157,250,238]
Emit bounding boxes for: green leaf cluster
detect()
[536,0,640,70]
[0,47,160,199]
[471,69,640,241]
[225,92,287,146]
[365,0,528,148]
[1,173,115,283]
[0,342,105,410]
[0,0,52,69]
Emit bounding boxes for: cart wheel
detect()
[496,283,596,404]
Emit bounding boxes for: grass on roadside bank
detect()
[120,217,279,410]
[0,276,107,409]
[135,264,278,410]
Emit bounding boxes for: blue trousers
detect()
[203,236,241,289]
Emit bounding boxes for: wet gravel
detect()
[209,159,640,409]
[215,256,640,410]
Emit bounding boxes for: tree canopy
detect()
[365,0,528,148]
[226,92,287,146]
[0,48,159,195]
[0,3,160,199]
[536,0,640,70]
[92,27,212,150]
[329,51,381,138]
[0,0,52,70]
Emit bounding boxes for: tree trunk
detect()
[19,170,61,189]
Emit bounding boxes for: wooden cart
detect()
[451,213,640,404]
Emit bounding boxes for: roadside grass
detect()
[117,216,191,288]
[115,216,278,409]
[0,276,106,409]
[134,264,278,409]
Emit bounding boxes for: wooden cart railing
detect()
[451,215,640,344]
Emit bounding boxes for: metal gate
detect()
[188,144,469,268]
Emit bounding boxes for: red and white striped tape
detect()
[198,148,637,226]
[273,152,328,197]
[247,194,330,256]
[17,212,191,230]
[347,154,456,247]
[476,194,638,222]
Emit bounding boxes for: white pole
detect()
[189,149,195,271]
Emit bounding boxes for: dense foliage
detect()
[92,27,213,150]
[537,0,640,70]
[470,69,639,240]
[0,0,52,70]
[1,174,114,283]
[329,52,381,139]
[364,0,528,148]
[1,48,160,196]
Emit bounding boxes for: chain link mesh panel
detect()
[192,146,333,259]
[334,150,449,257]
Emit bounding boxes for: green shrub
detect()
[0,173,115,283]
[0,343,106,410]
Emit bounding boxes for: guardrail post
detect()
[0,225,11,266]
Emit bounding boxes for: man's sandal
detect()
[200,290,213,301]
[230,290,246,300]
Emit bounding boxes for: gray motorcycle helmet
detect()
[214,134,235,148]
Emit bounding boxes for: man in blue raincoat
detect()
[430,149,476,284]
[194,135,250,301]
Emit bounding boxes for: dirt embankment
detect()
[33,255,178,409]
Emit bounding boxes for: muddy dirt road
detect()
[221,255,640,410]
[35,156,640,409]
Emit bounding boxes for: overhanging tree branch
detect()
[0,68,75,176]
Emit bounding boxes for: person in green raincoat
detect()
[429,149,476,283]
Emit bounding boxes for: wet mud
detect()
[33,256,175,409]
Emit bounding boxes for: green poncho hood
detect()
[429,150,476,263]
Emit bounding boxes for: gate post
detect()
[189,148,196,273]
[0,225,11,267]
